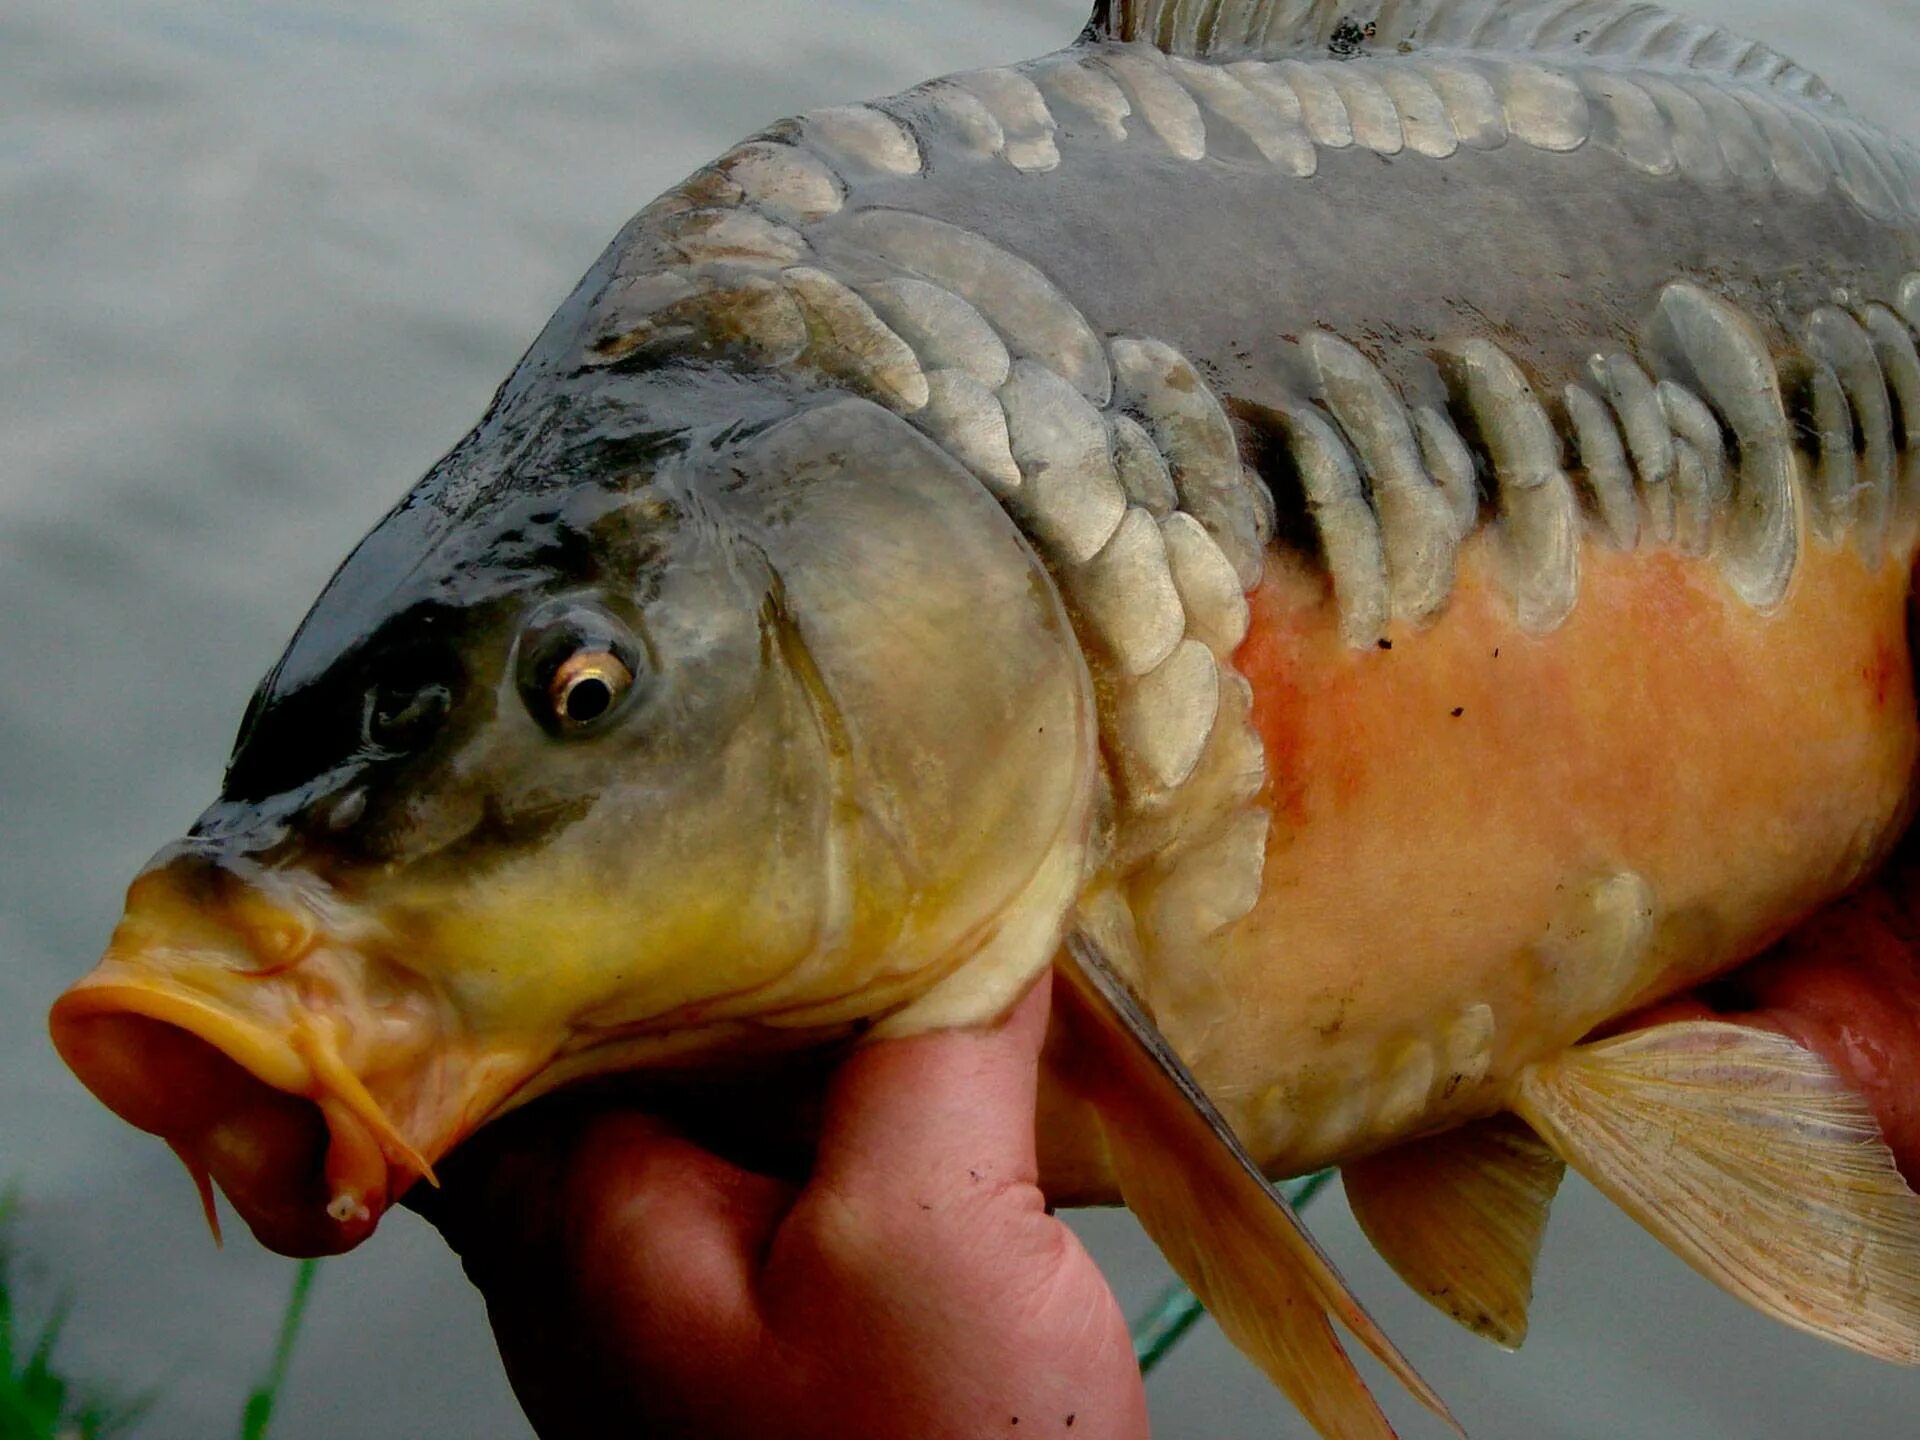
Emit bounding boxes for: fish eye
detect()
[517,600,644,737]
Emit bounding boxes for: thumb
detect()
[810,974,1053,1209]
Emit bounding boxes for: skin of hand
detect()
[411,976,1151,1440]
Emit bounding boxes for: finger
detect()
[811,974,1052,1206]
[564,1109,794,1332]
[429,1105,800,1433]
[414,1101,793,1341]
[402,1099,591,1276]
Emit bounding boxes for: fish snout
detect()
[49,858,498,1258]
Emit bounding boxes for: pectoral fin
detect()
[1514,1020,1920,1364]
[1057,932,1459,1440]
[1344,1116,1565,1351]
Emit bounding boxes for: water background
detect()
[4,2,1918,1435]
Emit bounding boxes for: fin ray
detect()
[1514,1020,1920,1364]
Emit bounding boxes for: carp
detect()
[48,0,1920,1434]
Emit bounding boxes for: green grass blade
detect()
[0,1189,17,1379]
[0,1192,154,1440]
[1131,1170,1336,1375]
[238,1259,320,1440]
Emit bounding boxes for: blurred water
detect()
[2,2,1917,1436]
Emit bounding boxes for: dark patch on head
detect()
[218,363,806,829]
[223,610,475,805]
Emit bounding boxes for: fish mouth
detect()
[49,863,516,1258]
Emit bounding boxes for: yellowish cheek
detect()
[389,836,809,1034]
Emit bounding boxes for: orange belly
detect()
[1038,530,1919,1199]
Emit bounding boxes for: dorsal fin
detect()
[1085,1,1837,105]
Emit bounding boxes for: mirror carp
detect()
[50,1,1920,1433]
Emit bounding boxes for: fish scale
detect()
[46,4,1920,1437]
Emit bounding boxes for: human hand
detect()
[412,977,1150,1440]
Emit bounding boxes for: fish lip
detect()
[51,979,314,1095]
[50,977,374,1257]
[47,862,466,1258]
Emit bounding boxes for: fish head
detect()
[51,370,1097,1256]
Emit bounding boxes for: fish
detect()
[45,0,1920,1434]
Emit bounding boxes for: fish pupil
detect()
[564,676,614,725]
